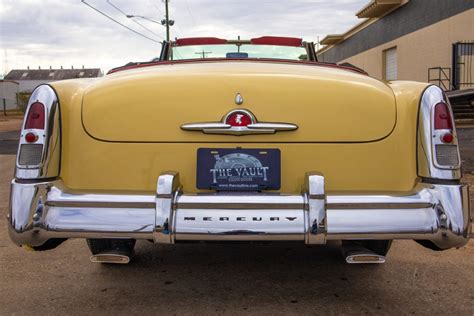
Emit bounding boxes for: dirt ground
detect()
[1,125,474,314]
[0,117,22,132]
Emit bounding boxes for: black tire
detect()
[31,238,67,251]
[358,240,393,256]
[415,240,444,251]
[86,239,136,255]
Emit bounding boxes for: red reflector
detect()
[25,132,37,143]
[441,133,454,144]
[226,112,252,127]
[434,102,453,130]
[25,102,45,130]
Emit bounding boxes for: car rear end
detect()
[8,62,470,261]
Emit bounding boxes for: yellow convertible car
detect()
[8,36,471,264]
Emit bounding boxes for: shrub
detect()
[16,92,31,113]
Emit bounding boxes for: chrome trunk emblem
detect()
[234,93,244,105]
[180,109,298,136]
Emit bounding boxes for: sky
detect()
[0,0,368,75]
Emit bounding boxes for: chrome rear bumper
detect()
[8,172,471,250]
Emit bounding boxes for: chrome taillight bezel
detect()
[417,85,461,180]
[15,85,61,179]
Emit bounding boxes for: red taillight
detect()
[434,102,453,130]
[441,133,454,144]
[25,102,45,130]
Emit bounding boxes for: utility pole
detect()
[195,51,212,59]
[161,0,174,41]
[164,0,170,41]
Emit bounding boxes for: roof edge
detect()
[320,34,344,46]
[356,0,407,18]
[317,18,379,54]
[317,0,410,55]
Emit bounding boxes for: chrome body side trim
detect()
[181,108,298,136]
[15,85,61,180]
[8,174,470,249]
[417,85,461,179]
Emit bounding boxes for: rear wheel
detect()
[86,239,136,257]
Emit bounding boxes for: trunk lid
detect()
[82,62,396,143]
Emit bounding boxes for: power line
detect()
[129,16,162,25]
[184,0,197,27]
[148,0,164,16]
[106,0,165,40]
[81,0,162,43]
[173,22,184,39]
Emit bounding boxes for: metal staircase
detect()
[428,42,474,127]
[448,89,474,127]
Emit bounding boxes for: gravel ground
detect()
[459,128,474,173]
[0,123,473,315]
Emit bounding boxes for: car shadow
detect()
[84,241,403,313]
[0,130,20,155]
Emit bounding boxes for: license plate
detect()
[196,148,281,191]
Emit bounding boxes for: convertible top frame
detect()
[159,36,318,62]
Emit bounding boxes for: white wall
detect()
[0,81,19,110]
[18,80,52,93]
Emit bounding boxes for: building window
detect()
[383,47,397,81]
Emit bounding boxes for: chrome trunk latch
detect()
[181,109,298,136]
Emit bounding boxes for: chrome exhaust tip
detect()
[342,244,386,264]
[345,252,386,264]
[90,250,131,264]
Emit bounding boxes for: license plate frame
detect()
[196,148,281,191]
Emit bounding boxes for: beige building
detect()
[317,0,474,92]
